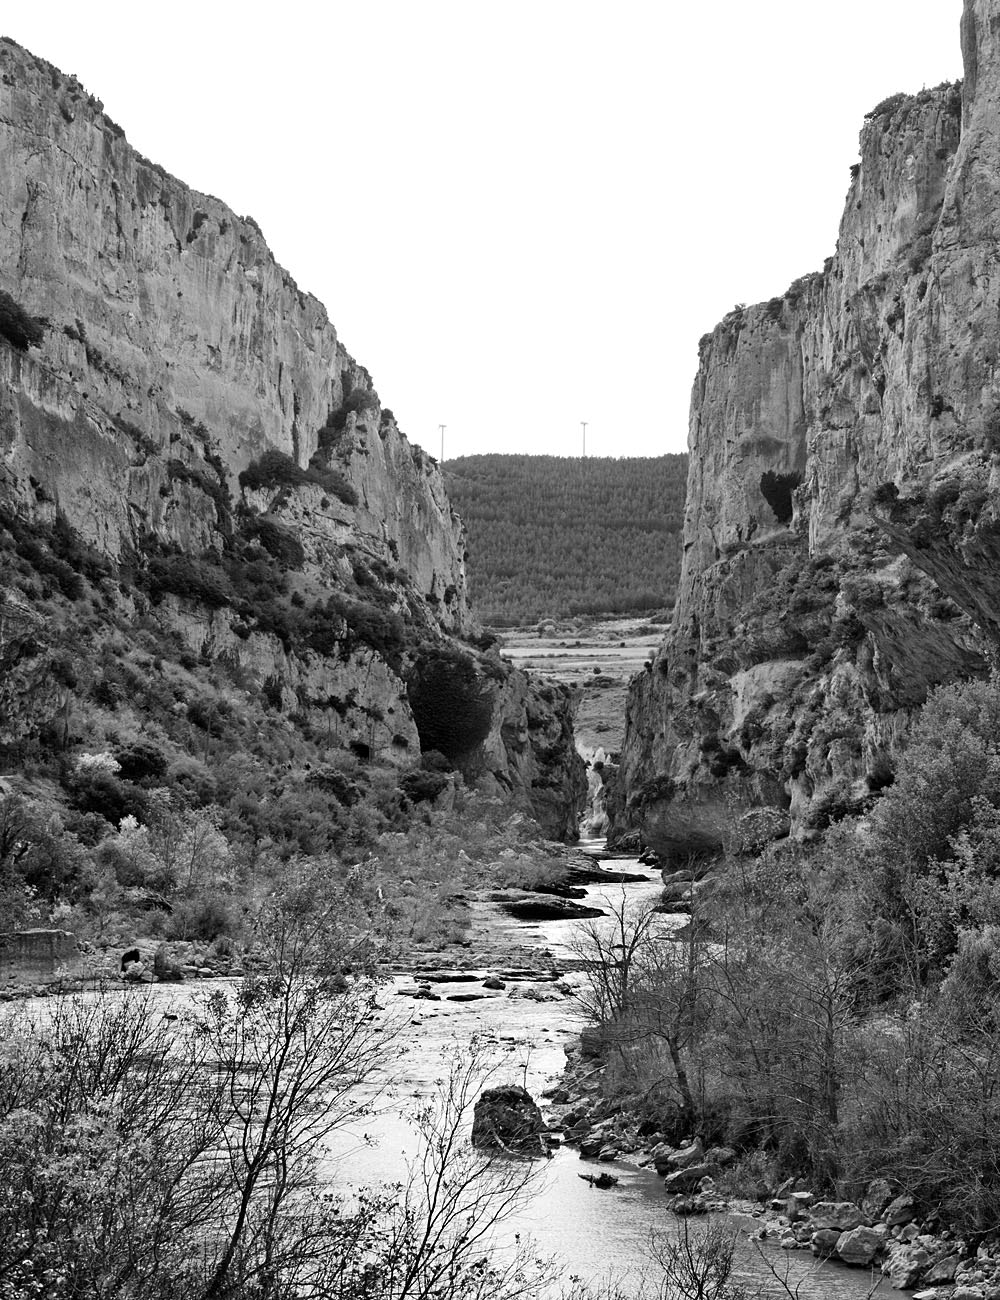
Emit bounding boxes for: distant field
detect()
[446,454,686,626]
[499,617,664,758]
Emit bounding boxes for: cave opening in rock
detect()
[759,470,801,524]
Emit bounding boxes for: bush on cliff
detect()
[239,448,357,506]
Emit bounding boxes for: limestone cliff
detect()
[613,1,1000,856]
[0,38,585,838]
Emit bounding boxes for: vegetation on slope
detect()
[445,454,687,626]
[0,503,562,956]
[578,672,1000,1229]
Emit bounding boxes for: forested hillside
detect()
[445,455,687,625]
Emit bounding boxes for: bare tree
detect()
[570,891,705,1117]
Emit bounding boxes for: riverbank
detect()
[539,855,997,1299]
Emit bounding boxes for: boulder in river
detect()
[663,1163,716,1193]
[471,1085,550,1158]
[836,1225,883,1267]
[809,1200,866,1232]
[497,893,606,922]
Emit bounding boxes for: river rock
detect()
[664,1163,715,1193]
[579,1134,604,1159]
[667,1138,705,1169]
[883,1243,931,1289]
[810,1229,842,1259]
[668,1195,708,1216]
[925,1254,961,1284]
[598,1145,618,1162]
[152,944,184,982]
[809,1201,865,1232]
[482,976,506,990]
[498,894,606,922]
[471,1086,549,1157]
[704,1145,737,1168]
[861,1177,896,1221]
[837,1226,884,1267]
[579,1026,607,1059]
[884,1193,917,1226]
[650,1142,676,1175]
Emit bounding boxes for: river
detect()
[319,845,896,1299]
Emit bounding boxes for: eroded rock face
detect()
[0,38,469,628]
[0,38,583,836]
[613,2,1000,855]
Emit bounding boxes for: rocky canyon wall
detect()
[0,38,585,838]
[613,0,1000,856]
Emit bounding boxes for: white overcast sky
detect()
[7,2,963,460]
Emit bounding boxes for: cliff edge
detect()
[613,0,1000,856]
[0,38,585,839]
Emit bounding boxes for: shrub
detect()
[0,290,46,351]
[115,739,168,784]
[865,91,908,121]
[165,894,240,941]
[302,594,406,668]
[64,767,148,826]
[304,766,362,806]
[146,553,233,608]
[239,448,358,506]
[400,769,450,804]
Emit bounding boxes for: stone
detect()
[482,977,506,990]
[668,1195,708,1216]
[498,895,605,923]
[884,1243,931,1290]
[811,1229,842,1259]
[809,1201,866,1232]
[704,1145,737,1167]
[926,1255,961,1284]
[884,1194,917,1226]
[471,1086,549,1158]
[597,1146,618,1162]
[836,1226,884,1267]
[666,1138,705,1169]
[861,1178,896,1221]
[153,944,184,982]
[650,1142,676,1175]
[663,1163,716,1194]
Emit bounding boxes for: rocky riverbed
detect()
[3,848,939,1297]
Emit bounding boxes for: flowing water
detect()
[29,845,891,1296]
[319,846,895,1298]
